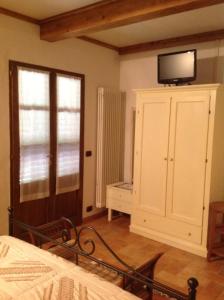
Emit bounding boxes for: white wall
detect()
[0,15,120,234]
[120,41,224,182]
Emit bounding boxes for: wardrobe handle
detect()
[170,158,174,162]
[164,157,167,161]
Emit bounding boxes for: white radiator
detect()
[96,87,126,208]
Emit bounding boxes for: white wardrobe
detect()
[130,84,224,257]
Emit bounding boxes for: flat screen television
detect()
[158,49,196,85]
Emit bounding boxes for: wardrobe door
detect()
[134,94,171,216]
[166,91,210,226]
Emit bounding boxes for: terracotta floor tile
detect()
[75,215,224,300]
[197,282,224,300]
[215,290,224,300]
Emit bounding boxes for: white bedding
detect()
[0,236,140,300]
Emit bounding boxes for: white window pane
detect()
[18,68,49,107]
[57,75,81,109]
[57,112,80,143]
[56,144,80,195]
[57,144,79,177]
[19,110,50,145]
[20,145,49,184]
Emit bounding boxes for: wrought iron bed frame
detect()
[8,208,198,300]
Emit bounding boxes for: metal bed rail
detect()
[8,208,198,300]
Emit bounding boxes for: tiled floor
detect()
[79,215,224,300]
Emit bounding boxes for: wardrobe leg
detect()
[108,209,112,222]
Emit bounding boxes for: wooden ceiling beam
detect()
[118,29,224,55]
[40,0,224,42]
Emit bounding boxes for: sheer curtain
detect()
[56,74,81,194]
[18,67,50,202]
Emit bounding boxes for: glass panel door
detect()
[10,61,84,231]
[56,74,81,194]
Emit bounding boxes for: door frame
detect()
[9,60,85,233]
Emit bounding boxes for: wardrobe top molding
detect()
[134,83,224,94]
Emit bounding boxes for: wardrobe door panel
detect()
[167,92,210,226]
[135,95,170,216]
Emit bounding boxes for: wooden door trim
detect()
[9,61,20,210]
[9,61,85,80]
[77,75,85,224]
[48,72,57,221]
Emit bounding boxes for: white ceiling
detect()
[87,4,224,47]
[0,0,101,19]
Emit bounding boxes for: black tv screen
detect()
[158,49,196,84]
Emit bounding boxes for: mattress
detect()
[0,235,140,300]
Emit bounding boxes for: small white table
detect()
[106,182,133,221]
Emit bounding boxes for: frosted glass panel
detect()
[20,110,49,145]
[57,144,80,176]
[56,74,81,194]
[19,69,50,106]
[18,67,50,202]
[20,145,49,183]
[58,112,80,143]
[57,75,81,109]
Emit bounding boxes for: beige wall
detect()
[120,41,224,182]
[2,13,224,234]
[0,15,120,234]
